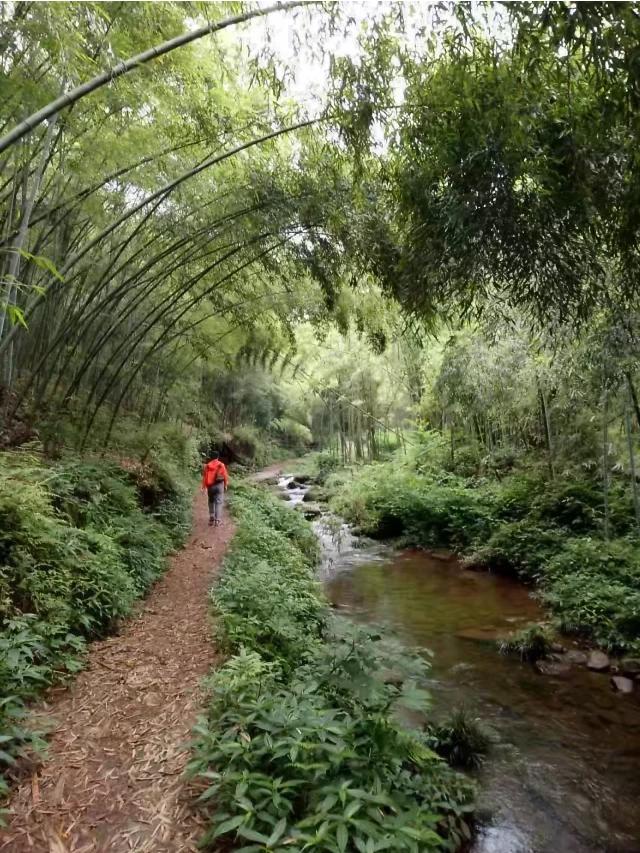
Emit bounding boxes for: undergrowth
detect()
[425,709,491,770]
[498,624,554,662]
[189,484,475,852]
[331,433,640,654]
[0,450,191,802]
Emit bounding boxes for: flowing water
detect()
[278,476,640,853]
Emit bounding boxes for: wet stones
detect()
[535,659,571,676]
[303,486,328,504]
[565,650,588,666]
[610,676,635,694]
[298,503,322,519]
[530,646,638,694]
[620,658,640,677]
[587,651,610,672]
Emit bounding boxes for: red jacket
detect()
[202,459,229,489]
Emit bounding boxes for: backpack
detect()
[205,460,225,487]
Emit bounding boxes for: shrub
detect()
[229,424,268,465]
[543,538,640,652]
[486,474,546,521]
[498,624,554,662]
[112,518,173,594]
[446,445,480,478]
[271,417,313,454]
[315,451,341,484]
[465,519,564,581]
[48,461,139,530]
[332,463,492,549]
[527,478,636,537]
[425,709,491,769]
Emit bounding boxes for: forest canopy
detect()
[0,1,639,456]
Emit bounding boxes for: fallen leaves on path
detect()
[2,491,234,853]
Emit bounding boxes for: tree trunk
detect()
[603,385,610,541]
[538,383,555,480]
[625,394,640,533]
[0,115,58,345]
[625,371,640,428]
[450,418,455,465]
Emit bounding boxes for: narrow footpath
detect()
[2,489,235,853]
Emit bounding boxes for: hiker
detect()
[201,451,229,527]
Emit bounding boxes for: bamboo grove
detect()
[2,2,640,468]
[0,2,347,453]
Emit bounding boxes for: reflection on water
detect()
[323,542,640,853]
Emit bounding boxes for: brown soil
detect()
[2,489,234,853]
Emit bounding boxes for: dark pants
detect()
[207,483,224,521]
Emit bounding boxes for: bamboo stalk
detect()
[0,2,306,155]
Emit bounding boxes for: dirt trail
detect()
[249,459,303,483]
[2,489,234,853]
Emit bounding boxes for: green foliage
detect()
[425,710,491,770]
[527,479,636,537]
[332,463,491,549]
[0,450,188,797]
[271,417,313,455]
[498,624,554,663]
[544,538,640,653]
[190,484,475,851]
[315,451,342,484]
[465,520,565,582]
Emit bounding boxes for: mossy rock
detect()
[303,486,328,504]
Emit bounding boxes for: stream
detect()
[278,475,640,853]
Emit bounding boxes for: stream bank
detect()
[275,472,640,853]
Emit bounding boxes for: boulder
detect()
[301,503,322,519]
[551,642,566,654]
[620,658,640,677]
[565,650,588,666]
[535,659,571,677]
[286,479,301,489]
[587,651,610,672]
[458,627,501,644]
[291,473,313,484]
[303,486,327,503]
[610,676,635,694]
